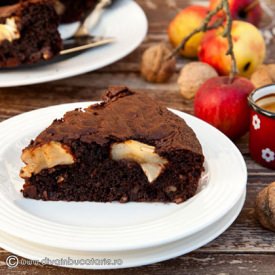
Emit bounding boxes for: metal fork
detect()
[73,0,113,38]
[60,0,115,55]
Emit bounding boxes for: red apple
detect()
[198,21,266,78]
[209,0,262,27]
[194,76,255,140]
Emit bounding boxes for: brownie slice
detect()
[20,87,204,203]
[0,0,62,67]
[0,1,99,23]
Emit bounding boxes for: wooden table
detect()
[1,0,275,274]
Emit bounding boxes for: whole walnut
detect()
[255,182,275,232]
[140,43,176,83]
[177,62,218,99]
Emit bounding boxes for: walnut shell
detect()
[250,65,273,88]
[255,182,275,232]
[140,43,176,83]
[177,62,218,99]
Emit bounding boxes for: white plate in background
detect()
[0,0,148,87]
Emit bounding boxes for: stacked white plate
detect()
[0,103,247,269]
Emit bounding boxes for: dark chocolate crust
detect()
[22,87,204,203]
[0,0,62,67]
[30,87,203,155]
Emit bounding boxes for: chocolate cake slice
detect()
[0,0,62,67]
[0,0,99,24]
[20,87,204,203]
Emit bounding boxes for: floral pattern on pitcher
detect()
[262,148,275,163]
[252,114,261,130]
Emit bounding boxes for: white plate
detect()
[0,0,148,87]
[0,102,247,251]
[0,191,246,270]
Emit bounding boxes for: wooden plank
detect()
[0,253,275,274]
[0,0,274,273]
[200,208,275,252]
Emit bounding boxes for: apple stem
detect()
[167,2,225,60]
[167,0,238,82]
[222,0,238,82]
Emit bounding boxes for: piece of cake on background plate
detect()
[20,87,204,203]
[0,0,99,23]
[0,0,62,67]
